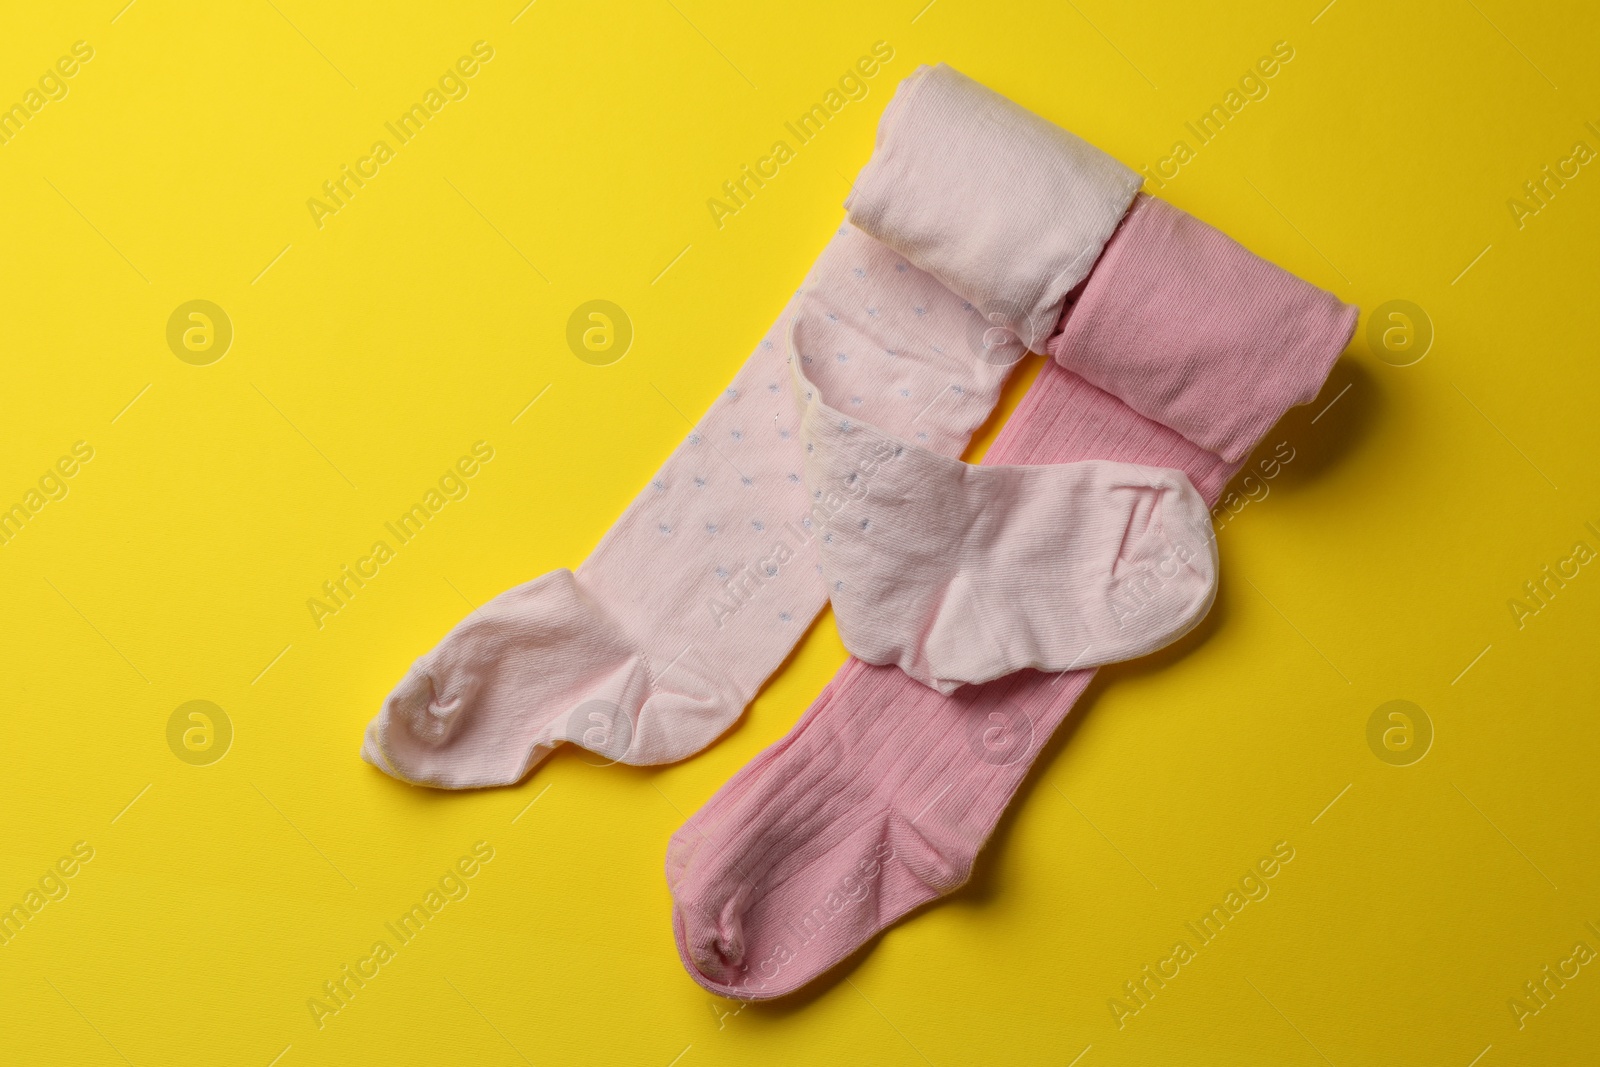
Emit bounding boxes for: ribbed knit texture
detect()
[1051,193,1358,462]
[666,200,1358,1000]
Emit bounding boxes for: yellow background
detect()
[2,0,1597,1063]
